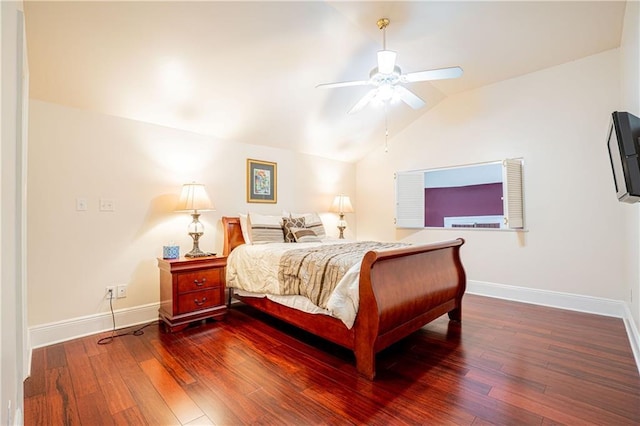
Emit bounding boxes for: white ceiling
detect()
[24,1,626,162]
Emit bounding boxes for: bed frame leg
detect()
[227,287,234,307]
[448,306,462,322]
[355,349,376,380]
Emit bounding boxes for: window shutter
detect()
[395,172,425,228]
[502,159,524,229]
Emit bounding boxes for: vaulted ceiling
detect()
[24,1,626,162]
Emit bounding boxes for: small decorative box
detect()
[162,245,179,259]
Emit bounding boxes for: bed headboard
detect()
[222,216,246,256]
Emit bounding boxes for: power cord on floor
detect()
[97,288,157,345]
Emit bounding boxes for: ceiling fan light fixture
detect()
[377,84,396,101]
[369,84,401,108]
[377,50,397,74]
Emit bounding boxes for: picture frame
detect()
[247,159,277,203]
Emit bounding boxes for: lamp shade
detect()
[329,195,354,214]
[175,183,215,212]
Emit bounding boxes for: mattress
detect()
[226,240,362,328]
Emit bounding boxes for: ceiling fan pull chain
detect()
[384,104,389,153]
[385,127,389,153]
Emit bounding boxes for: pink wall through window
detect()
[425,183,504,227]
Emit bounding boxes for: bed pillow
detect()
[283,211,326,239]
[238,213,252,244]
[291,228,322,243]
[248,213,285,244]
[282,216,306,243]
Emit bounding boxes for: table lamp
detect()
[175,182,215,257]
[329,194,354,239]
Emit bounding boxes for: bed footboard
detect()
[354,239,466,379]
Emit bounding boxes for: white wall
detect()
[356,48,628,302]
[620,0,640,331]
[1,1,26,424]
[27,100,355,327]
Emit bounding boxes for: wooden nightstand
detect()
[157,256,227,332]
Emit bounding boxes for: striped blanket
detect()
[278,241,407,309]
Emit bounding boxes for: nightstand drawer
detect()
[177,288,223,314]
[177,269,222,293]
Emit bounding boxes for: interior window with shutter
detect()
[395,159,525,230]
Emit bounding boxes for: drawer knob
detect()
[194,278,207,286]
[194,297,207,306]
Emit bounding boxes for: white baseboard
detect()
[468,280,640,373]
[467,280,626,317]
[29,302,160,349]
[623,303,640,374]
[13,408,22,426]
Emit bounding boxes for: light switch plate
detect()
[99,198,115,212]
[76,198,88,211]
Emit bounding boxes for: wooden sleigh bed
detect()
[222,216,466,379]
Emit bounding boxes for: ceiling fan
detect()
[317,18,463,114]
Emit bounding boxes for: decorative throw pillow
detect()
[284,211,326,239]
[291,228,321,243]
[248,213,285,243]
[282,216,305,243]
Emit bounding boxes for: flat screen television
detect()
[607,111,640,203]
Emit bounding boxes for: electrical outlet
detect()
[117,285,127,298]
[105,286,115,300]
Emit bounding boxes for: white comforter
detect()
[226,241,362,328]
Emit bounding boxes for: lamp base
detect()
[185,248,214,258]
[185,231,213,258]
[337,212,346,239]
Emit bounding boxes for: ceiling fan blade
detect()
[395,86,425,109]
[402,66,463,83]
[348,89,377,114]
[377,50,397,74]
[316,80,369,89]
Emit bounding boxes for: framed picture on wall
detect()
[247,159,277,203]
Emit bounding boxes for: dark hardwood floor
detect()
[24,294,640,425]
